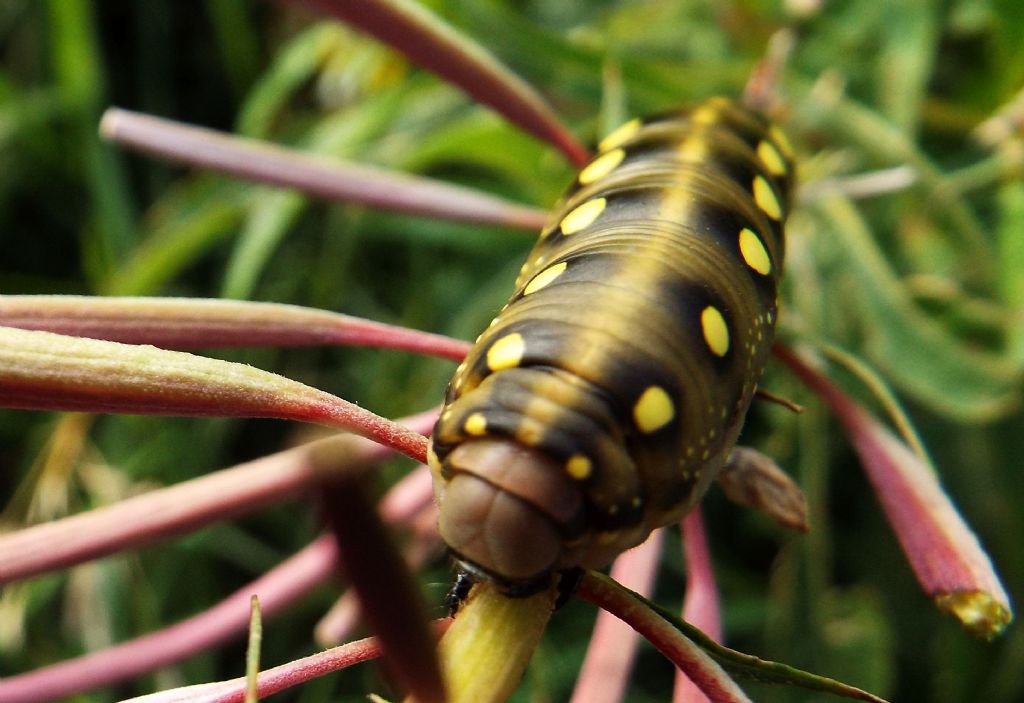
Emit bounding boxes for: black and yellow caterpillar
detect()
[428,97,794,592]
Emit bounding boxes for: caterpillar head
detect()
[428,437,584,590]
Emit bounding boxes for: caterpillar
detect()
[428,96,795,592]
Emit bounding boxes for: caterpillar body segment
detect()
[429,97,795,591]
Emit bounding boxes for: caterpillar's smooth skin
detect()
[428,97,794,593]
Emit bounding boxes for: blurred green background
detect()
[1,0,1023,701]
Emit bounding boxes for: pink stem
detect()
[578,573,752,703]
[675,508,723,703]
[142,620,451,703]
[774,343,1012,636]
[570,530,664,703]
[302,0,591,166]
[99,110,549,231]
[0,536,338,703]
[0,296,473,361]
[0,411,438,585]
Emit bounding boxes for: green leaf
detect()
[814,196,1020,421]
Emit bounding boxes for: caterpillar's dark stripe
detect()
[428,97,794,590]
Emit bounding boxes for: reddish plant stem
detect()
[578,572,751,703]
[681,508,722,641]
[0,536,338,703]
[303,0,591,166]
[99,110,549,230]
[320,475,446,703]
[0,411,438,585]
[675,507,722,703]
[773,343,1011,636]
[570,530,664,703]
[0,296,474,361]
[0,326,430,463]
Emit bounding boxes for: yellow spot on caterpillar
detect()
[524,262,567,295]
[757,139,787,176]
[631,497,642,508]
[560,197,606,235]
[464,413,487,436]
[486,333,525,372]
[701,306,730,356]
[701,448,711,460]
[579,149,625,185]
[677,135,707,161]
[517,423,543,446]
[633,386,675,434]
[599,118,641,152]
[753,175,782,220]
[739,227,772,275]
[566,454,593,480]
[769,125,794,158]
[691,104,718,124]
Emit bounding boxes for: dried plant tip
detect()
[432,581,556,703]
[935,591,1013,641]
[717,447,809,532]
